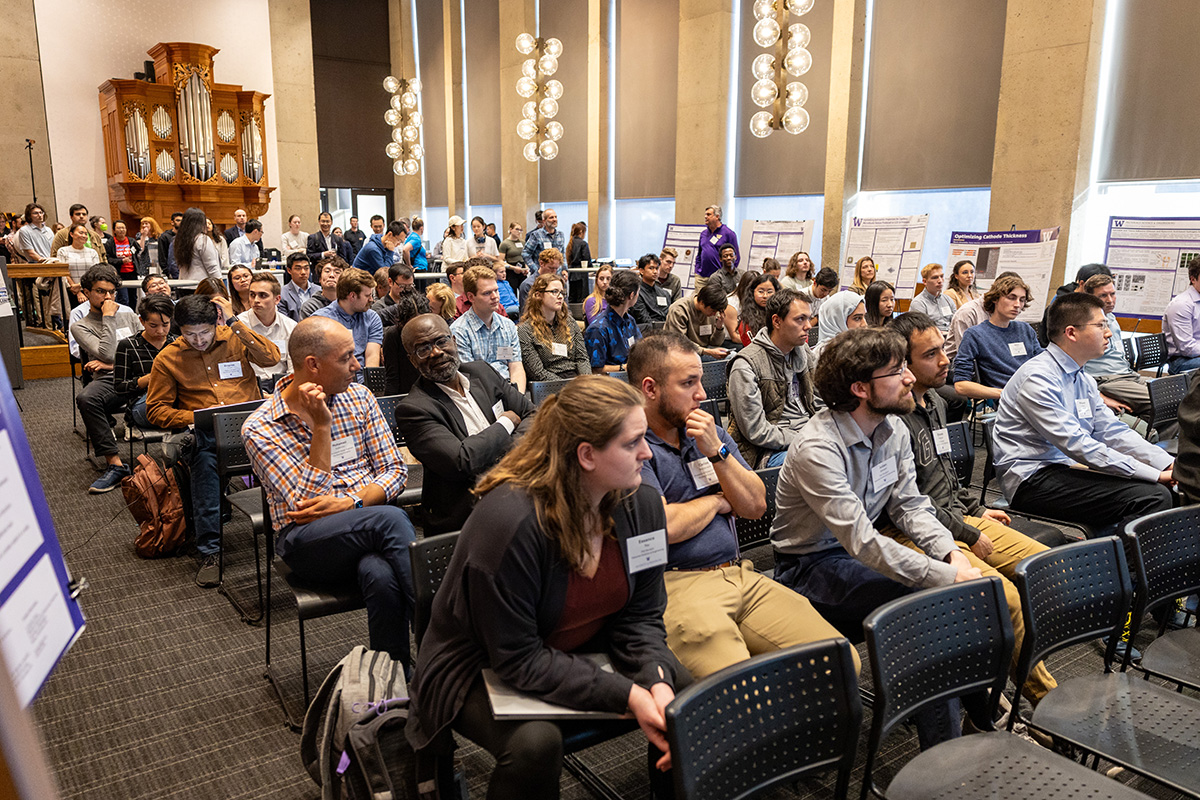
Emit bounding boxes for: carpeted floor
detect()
[16,375,1192,799]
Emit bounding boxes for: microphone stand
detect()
[25,139,36,203]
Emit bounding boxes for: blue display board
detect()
[0,353,86,707]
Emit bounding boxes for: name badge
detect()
[933,428,951,456]
[115,327,132,341]
[656,296,668,306]
[687,458,720,490]
[871,458,898,488]
[492,400,505,419]
[1008,342,1027,357]
[496,345,514,361]
[709,235,720,246]
[699,324,712,336]
[551,342,568,357]
[330,435,357,466]
[625,529,668,573]
[218,361,243,379]
[627,336,635,347]
[1075,398,1093,419]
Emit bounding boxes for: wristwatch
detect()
[349,493,363,510]
[708,444,731,464]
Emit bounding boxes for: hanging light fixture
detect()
[514,34,564,162]
[748,0,813,137]
[383,74,424,175]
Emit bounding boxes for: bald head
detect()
[290,316,349,367]
[401,313,451,351]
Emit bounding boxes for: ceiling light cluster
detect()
[383,75,424,175]
[515,33,564,162]
[749,0,814,138]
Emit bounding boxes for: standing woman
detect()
[864,280,896,327]
[89,215,114,253]
[946,259,979,308]
[406,376,682,799]
[227,264,254,316]
[468,215,502,263]
[736,272,780,346]
[105,220,140,307]
[134,217,161,276]
[780,251,814,292]
[281,214,307,257]
[518,274,591,380]
[584,263,613,324]
[205,217,231,272]
[441,215,470,264]
[57,223,100,302]
[566,221,591,268]
[499,222,528,296]
[850,256,876,295]
[174,208,222,282]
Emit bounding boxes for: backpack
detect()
[121,452,189,558]
[301,646,432,800]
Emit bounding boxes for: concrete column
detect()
[586,0,612,257]
[820,0,867,274]
[268,0,321,231]
[989,0,1106,290]
[499,0,540,234]
[442,0,467,218]
[390,0,423,217]
[673,0,734,224]
[0,0,57,221]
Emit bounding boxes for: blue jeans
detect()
[130,394,151,428]
[186,428,221,556]
[1169,355,1200,374]
[764,450,788,468]
[277,505,417,663]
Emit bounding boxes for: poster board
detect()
[1103,216,1200,318]
[946,227,1060,323]
[662,223,707,293]
[0,352,86,707]
[842,214,929,298]
[737,220,815,274]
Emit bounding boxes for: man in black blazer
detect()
[307,211,353,263]
[396,314,535,534]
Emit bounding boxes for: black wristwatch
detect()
[708,444,730,464]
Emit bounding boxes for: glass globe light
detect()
[404,158,419,175]
[385,142,401,159]
[523,142,540,162]
[750,111,774,138]
[753,0,774,20]
[782,106,810,134]
[539,140,559,160]
[751,78,779,108]
[786,0,815,15]
[393,160,406,175]
[538,55,558,76]
[545,121,564,141]
[522,101,538,121]
[408,77,422,94]
[409,110,423,127]
[383,76,400,93]
[409,143,424,160]
[752,53,776,81]
[787,23,811,48]
[390,94,403,111]
[522,59,537,79]
[517,119,538,140]
[784,47,812,77]
[785,81,808,107]
[516,77,537,97]
[753,18,781,48]
[516,33,536,54]
[544,37,564,58]
[539,98,559,118]
[392,127,406,144]
[384,109,400,126]
[402,125,418,142]
[400,91,417,109]
[545,79,564,100]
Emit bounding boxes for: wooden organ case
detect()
[98,42,275,230]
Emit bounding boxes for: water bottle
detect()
[147,239,160,275]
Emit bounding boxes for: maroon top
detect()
[545,536,628,652]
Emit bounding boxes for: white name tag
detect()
[627,336,635,347]
[492,400,504,419]
[871,458,898,488]
[218,361,243,379]
[1008,342,1027,357]
[330,435,357,466]
[933,428,951,456]
[687,458,720,490]
[1075,398,1093,419]
[115,327,132,341]
[656,295,668,306]
[699,324,712,336]
[709,235,720,245]
[625,529,668,573]
[551,342,568,357]
[496,345,514,361]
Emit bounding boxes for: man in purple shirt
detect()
[1164,260,1200,373]
[694,204,739,290]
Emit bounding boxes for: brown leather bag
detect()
[122,453,189,558]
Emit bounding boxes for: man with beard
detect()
[372,262,428,328]
[395,315,535,534]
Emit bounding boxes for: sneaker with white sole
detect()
[195,554,220,588]
[88,464,129,494]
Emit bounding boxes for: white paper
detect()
[626,529,668,573]
[496,346,514,361]
[0,431,44,592]
[0,555,76,707]
[0,278,13,319]
[218,361,243,379]
[842,215,930,299]
[736,220,816,275]
[933,428,951,456]
[483,654,625,719]
[1075,398,1093,419]
[330,436,357,466]
[663,223,708,293]
[551,342,568,357]
[1104,217,1200,317]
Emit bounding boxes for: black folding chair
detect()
[374,393,423,512]
[211,402,268,624]
[362,366,387,396]
[700,356,732,408]
[734,466,780,553]
[698,398,722,428]
[1123,336,1136,370]
[531,377,572,407]
[1146,372,1188,434]
[667,639,861,800]
[1133,332,1168,377]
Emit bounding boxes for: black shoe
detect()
[195,554,220,588]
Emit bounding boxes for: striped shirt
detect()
[450,308,522,380]
[242,375,408,531]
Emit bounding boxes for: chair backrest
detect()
[1122,336,1135,370]
[979,418,998,502]
[807,327,819,347]
[1148,373,1188,428]
[1124,506,1200,624]
[735,466,781,552]
[193,398,265,436]
[1134,332,1167,372]
[567,301,585,319]
[362,366,387,397]
[213,409,260,477]
[610,371,628,383]
[700,357,732,402]
[698,398,722,427]
[374,393,407,447]
[666,638,861,800]
[944,420,974,488]
[409,531,460,647]
[862,578,1013,799]
[531,378,572,407]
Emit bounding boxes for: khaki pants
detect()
[662,560,859,680]
[890,515,1057,704]
[693,274,708,292]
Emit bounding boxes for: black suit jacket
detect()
[395,361,535,534]
[306,231,353,263]
[1175,371,1200,503]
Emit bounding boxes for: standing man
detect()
[300,256,346,319]
[312,267,383,377]
[280,253,317,321]
[343,215,367,256]
[630,253,672,325]
[307,211,352,263]
[237,271,296,384]
[228,219,263,267]
[658,247,682,303]
[50,203,105,259]
[450,266,526,391]
[664,282,729,360]
[521,207,565,274]
[693,204,739,291]
[369,215,385,236]
[908,263,957,332]
[159,212,183,277]
[15,203,53,263]
[223,208,248,245]
[406,217,428,271]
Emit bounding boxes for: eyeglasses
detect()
[1073,322,1108,330]
[867,361,908,381]
[544,289,564,297]
[414,334,453,358]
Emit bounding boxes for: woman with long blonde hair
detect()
[425,282,458,322]
[584,263,613,324]
[407,376,683,799]
[518,273,591,379]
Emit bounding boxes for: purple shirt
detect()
[694,224,740,278]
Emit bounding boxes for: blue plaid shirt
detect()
[586,308,641,369]
[522,227,566,272]
[451,308,522,380]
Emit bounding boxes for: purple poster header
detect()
[950,229,1047,245]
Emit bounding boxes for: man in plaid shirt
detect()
[242,316,417,664]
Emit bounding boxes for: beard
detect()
[425,354,459,384]
[867,393,916,416]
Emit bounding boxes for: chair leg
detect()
[300,617,310,710]
[217,500,265,625]
[262,554,302,732]
[563,754,625,800]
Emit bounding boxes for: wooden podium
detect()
[8,262,71,381]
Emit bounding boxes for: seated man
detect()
[353,219,407,274]
[808,267,840,326]
[146,294,280,587]
[450,265,526,392]
[630,253,672,325]
[243,317,416,666]
[114,294,176,430]
[228,219,262,267]
[299,255,346,320]
[237,271,296,389]
[1081,273,1162,425]
[372,262,424,327]
[664,282,729,360]
[628,333,852,680]
[444,262,469,317]
[953,274,1042,401]
[727,289,817,468]
[585,268,643,373]
[1164,259,1200,374]
[892,311,1059,706]
[279,253,317,322]
[658,247,682,303]
[71,265,141,493]
[312,266,383,379]
[908,263,956,332]
[1038,263,1111,348]
[706,244,741,297]
[396,314,534,534]
[994,292,1175,530]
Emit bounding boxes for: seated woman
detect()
[406,376,684,799]
[518,273,591,381]
[946,259,979,309]
[849,255,876,295]
[736,272,779,346]
[426,282,458,323]
[584,263,612,324]
[864,280,896,327]
[811,290,867,361]
[227,263,253,317]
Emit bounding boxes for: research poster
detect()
[842,214,929,299]
[737,219,815,274]
[947,227,1060,324]
[1103,216,1200,318]
[662,223,707,292]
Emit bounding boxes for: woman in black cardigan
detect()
[406,375,684,799]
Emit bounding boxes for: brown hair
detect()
[249,270,281,297]
[814,327,907,412]
[786,251,813,280]
[464,265,498,296]
[1083,274,1114,293]
[335,267,376,301]
[521,272,573,346]
[982,274,1033,314]
[539,247,564,269]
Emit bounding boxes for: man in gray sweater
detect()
[71,265,142,493]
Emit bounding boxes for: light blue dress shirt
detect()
[228,234,259,266]
[1083,312,1135,378]
[1164,285,1200,358]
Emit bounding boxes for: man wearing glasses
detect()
[951,274,1042,401]
[396,314,534,534]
